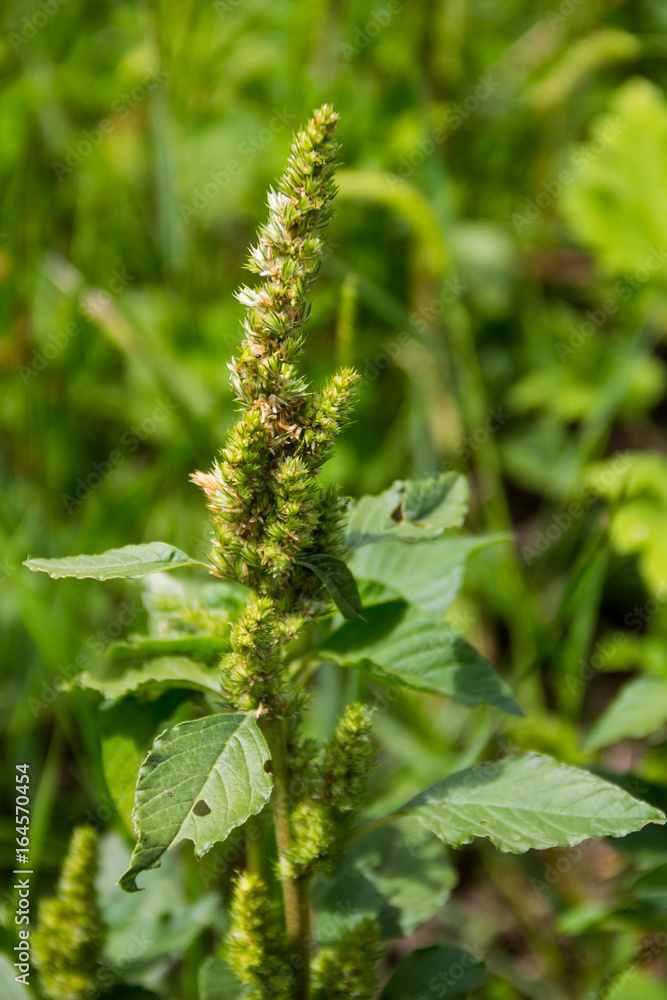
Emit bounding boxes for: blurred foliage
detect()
[4,0,667,997]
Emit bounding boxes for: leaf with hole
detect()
[119,713,272,892]
[24,542,210,580]
[345,473,468,549]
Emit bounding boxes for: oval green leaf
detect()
[119,713,272,892]
[396,752,665,853]
[24,542,210,580]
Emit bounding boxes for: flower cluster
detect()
[311,918,382,1000]
[192,104,358,624]
[280,702,375,878]
[226,874,294,999]
[32,826,105,1000]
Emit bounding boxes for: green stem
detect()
[262,716,310,1000]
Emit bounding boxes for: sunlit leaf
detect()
[324,601,521,715]
[585,677,667,751]
[119,713,272,892]
[396,752,665,853]
[25,542,209,580]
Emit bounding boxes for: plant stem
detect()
[262,716,310,1000]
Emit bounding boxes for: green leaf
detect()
[379,945,485,1000]
[585,677,667,751]
[0,953,38,1000]
[119,713,272,891]
[349,533,509,615]
[403,472,469,527]
[24,542,209,580]
[99,693,192,833]
[397,752,665,853]
[297,554,362,619]
[313,817,456,940]
[109,634,229,661]
[198,957,248,1000]
[99,831,218,973]
[323,601,521,715]
[560,77,667,277]
[72,655,221,700]
[631,861,667,902]
[345,473,468,549]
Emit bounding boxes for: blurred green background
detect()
[5,0,667,997]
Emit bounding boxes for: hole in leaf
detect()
[192,800,211,816]
[390,502,404,523]
[264,759,274,774]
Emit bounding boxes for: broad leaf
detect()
[298,554,362,619]
[396,752,665,853]
[631,862,667,902]
[561,77,667,276]
[323,601,521,715]
[345,473,468,549]
[313,818,456,940]
[119,713,272,891]
[109,634,229,661]
[349,533,509,615]
[99,831,218,974]
[0,953,38,1000]
[25,542,209,580]
[404,472,468,527]
[379,945,485,1000]
[72,655,221,700]
[99,693,192,832]
[585,677,667,751]
[198,957,247,1000]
